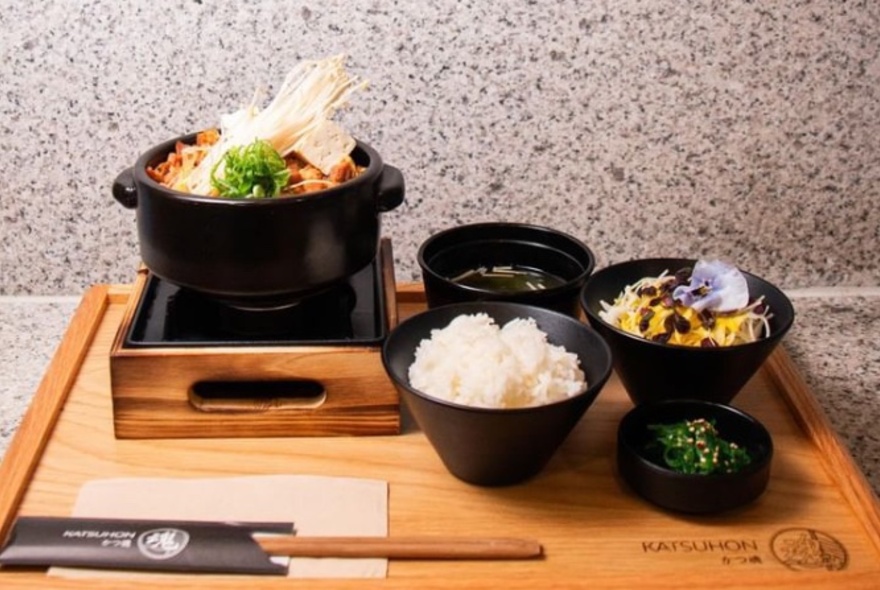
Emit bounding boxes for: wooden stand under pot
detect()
[108,239,400,439]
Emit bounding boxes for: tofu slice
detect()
[294,118,356,175]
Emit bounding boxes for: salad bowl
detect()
[580,258,794,405]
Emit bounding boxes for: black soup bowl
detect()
[112,133,404,307]
[580,258,795,406]
[617,400,773,514]
[418,223,595,317]
[381,301,613,486]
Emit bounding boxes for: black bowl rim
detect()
[382,301,613,414]
[132,131,383,206]
[581,257,795,352]
[618,399,774,481]
[417,222,596,298]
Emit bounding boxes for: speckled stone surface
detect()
[1,1,879,295]
[1,293,878,499]
[784,295,880,494]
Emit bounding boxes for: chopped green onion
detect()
[210,139,290,198]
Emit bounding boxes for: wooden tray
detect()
[1,284,879,589]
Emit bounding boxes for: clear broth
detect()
[450,265,566,293]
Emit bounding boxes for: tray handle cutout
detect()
[189,380,327,412]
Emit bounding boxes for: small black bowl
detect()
[617,400,773,514]
[580,258,795,405]
[382,302,612,486]
[418,223,595,317]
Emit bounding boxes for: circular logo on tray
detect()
[770,528,847,572]
[137,527,191,560]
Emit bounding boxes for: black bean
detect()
[652,332,672,344]
[659,278,675,293]
[700,338,718,348]
[673,313,691,334]
[638,285,658,297]
[638,309,654,332]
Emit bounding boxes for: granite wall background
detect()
[2,0,878,295]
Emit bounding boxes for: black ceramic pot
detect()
[113,133,404,306]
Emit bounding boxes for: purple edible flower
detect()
[672,260,749,313]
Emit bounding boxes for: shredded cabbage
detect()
[598,265,772,347]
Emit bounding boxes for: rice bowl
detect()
[408,313,586,409]
[382,301,613,485]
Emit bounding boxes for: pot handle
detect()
[112,167,138,209]
[376,165,405,212]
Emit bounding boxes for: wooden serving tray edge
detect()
[763,348,880,552]
[0,284,114,545]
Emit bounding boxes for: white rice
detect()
[407,313,587,408]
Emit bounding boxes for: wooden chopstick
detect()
[255,535,543,560]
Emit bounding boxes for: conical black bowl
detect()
[382,302,612,486]
[580,258,794,406]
